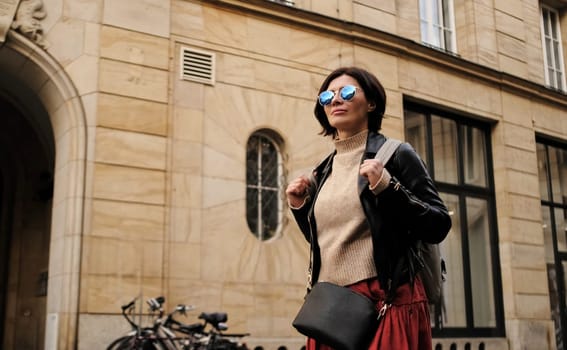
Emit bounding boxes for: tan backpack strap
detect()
[374,138,402,164]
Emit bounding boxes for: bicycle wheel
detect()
[107,335,136,350]
[141,338,174,350]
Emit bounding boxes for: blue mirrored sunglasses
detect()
[317,85,359,106]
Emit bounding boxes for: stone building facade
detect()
[0,0,567,349]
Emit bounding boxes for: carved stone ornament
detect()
[0,0,21,43]
[10,0,47,48]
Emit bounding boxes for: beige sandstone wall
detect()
[15,0,566,349]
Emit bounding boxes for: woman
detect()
[286,67,451,350]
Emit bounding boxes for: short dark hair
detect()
[314,66,386,138]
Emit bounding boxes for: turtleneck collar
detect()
[334,130,368,154]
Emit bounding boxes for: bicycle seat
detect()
[178,322,204,334]
[198,312,228,324]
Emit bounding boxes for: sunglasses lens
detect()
[340,85,357,101]
[318,91,335,106]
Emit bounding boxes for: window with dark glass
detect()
[246,130,284,241]
[404,102,504,337]
[537,138,567,350]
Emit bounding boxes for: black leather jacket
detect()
[291,131,452,292]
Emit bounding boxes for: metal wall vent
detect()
[180,47,215,85]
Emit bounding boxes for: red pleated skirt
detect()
[305,277,432,350]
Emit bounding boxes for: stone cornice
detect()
[202,0,567,108]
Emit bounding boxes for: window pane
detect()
[442,0,453,51]
[550,11,558,38]
[463,126,487,187]
[542,207,555,263]
[421,20,429,43]
[433,25,442,47]
[437,193,466,327]
[543,9,550,36]
[549,146,567,205]
[432,0,440,26]
[262,189,278,240]
[557,71,564,90]
[547,261,563,350]
[404,110,428,166]
[431,115,458,184]
[246,187,259,234]
[246,137,259,184]
[467,197,496,327]
[546,38,553,66]
[261,138,278,188]
[538,143,551,201]
[555,207,567,252]
[553,41,561,70]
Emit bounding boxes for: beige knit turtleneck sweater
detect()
[314,130,377,286]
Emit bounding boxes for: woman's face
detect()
[323,74,372,139]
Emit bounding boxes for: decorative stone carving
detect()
[11,0,47,48]
[0,0,21,44]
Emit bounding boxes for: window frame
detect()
[419,0,457,53]
[404,100,505,338]
[540,4,567,92]
[245,130,285,241]
[536,135,567,348]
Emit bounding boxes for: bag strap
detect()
[374,138,403,310]
[374,138,402,163]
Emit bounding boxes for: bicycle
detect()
[107,296,249,350]
[106,296,187,350]
[167,311,249,350]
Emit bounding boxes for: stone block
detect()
[502,91,533,126]
[202,6,248,49]
[353,46,399,90]
[495,10,525,41]
[169,207,202,243]
[514,294,551,319]
[90,199,165,241]
[311,0,353,21]
[100,26,169,69]
[167,242,201,279]
[171,0,205,39]
[501,122,536,151]
[504,170,540,198]
[84,235,164,277]
[202,144,244,181]
[83,275,163,313]
[65,54,99,96]
[494,0,523,19]
[353,3,396,33]
[97,94,167,136]
[506,319,555,350]
[99,59,168,103]
[44,18,85,66]
[95,128,166,170]
[512,268,549,294]
[92,163,165,205]
[103,0,170,38]
[171,140,203,174]
[498,217,545,245]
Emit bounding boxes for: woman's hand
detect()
[359,159,385,188]
[286,175,312,208]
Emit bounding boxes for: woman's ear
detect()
[368,103,376,112]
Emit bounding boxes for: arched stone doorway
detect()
[0,31,87,349]
[0,90,54,349]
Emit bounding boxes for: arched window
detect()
[246,130,284,241]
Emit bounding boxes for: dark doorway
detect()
[0,96,54,349]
